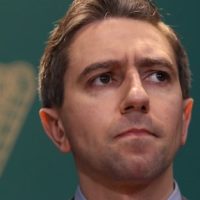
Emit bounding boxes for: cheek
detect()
[64,89,118,125]
[151,94,184,141]
[61,96,113,149]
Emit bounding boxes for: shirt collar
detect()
[168,181,183,200]
[74,181,183,200]
[74,186,87,200]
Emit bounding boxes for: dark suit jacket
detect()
[70,197,188,200]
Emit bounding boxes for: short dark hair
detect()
[39,0,191,108]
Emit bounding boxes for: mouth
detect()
[115,128,157,139]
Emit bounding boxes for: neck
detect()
[78,165,174,200]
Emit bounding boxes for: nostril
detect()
[124,105,134,112]
[141,105,147,113]
[123,105,148,113]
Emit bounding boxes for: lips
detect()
[115,128,156,139]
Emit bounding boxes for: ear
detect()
[181,98,193,146]
[39,108,71,153]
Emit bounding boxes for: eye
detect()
[92,73,113,86]
[148,71,170,83]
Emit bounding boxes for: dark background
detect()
[0,0,199,199]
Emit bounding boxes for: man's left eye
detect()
[148,71,170,83]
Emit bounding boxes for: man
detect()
[38,0,193,199]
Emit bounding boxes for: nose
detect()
[120,72,149,114]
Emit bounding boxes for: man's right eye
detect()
[91,73,113,86]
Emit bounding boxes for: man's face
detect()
[48,19,193,185]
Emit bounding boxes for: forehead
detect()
[68,18,176,69]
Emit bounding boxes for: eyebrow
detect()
[136,57,176,72]
[77,57,176,82]
[78,60,120,82]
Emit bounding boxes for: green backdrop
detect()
[0,0,199,199]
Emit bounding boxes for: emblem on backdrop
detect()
[0,62,36,176]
